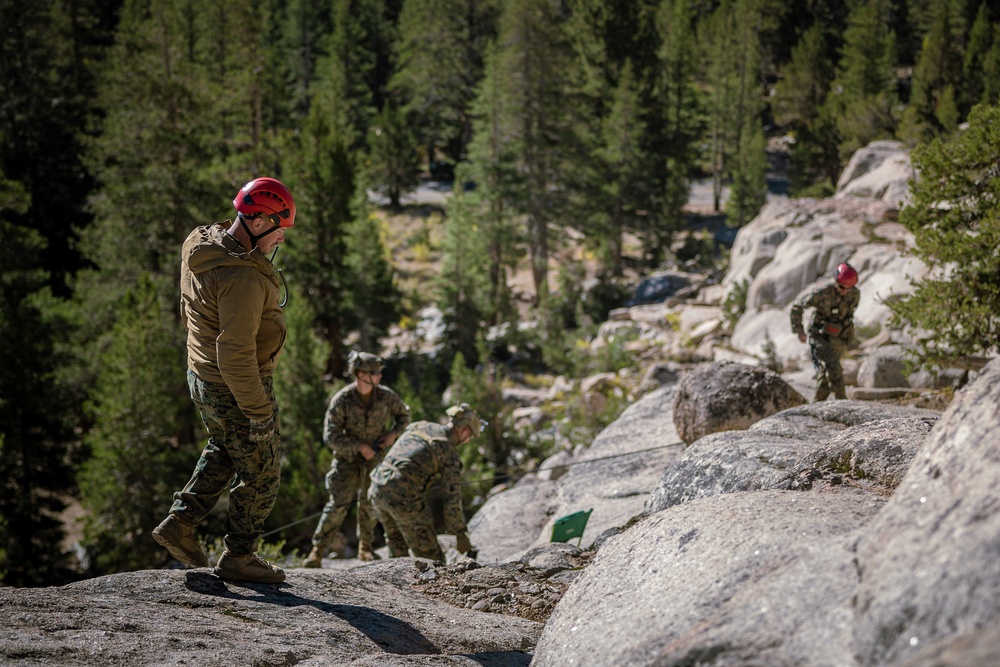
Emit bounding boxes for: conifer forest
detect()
[3,0,1000,586]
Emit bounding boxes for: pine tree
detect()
[824,0,898,159]
[437,193,491,364]
[82,0,234,301]
[270,286,333,550]
[78,275,192,574]
[0,0,105,296]
[312,0,379,152]
[391,0,500,164]
[902,1,967,142]
[365,103,421,207]
[462,42,526,325]
[344,194,402,350]
[963,3,1000,110]
[285,101,356,376]
[563,0,664,275]
[486,0,577,307]
[773,22,840,191]
[590,61,652,274]
[657,0,702,262]
[447,349,514,492]
[890,103,1000,366]
[726,116,768,225]
[700,0,765,213]
[284,0,335,119]
[0,218,77,586]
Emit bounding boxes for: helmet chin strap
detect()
[238,213,280,250]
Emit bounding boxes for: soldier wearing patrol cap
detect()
[790,262,861,402]
[367,404,484,562]
[303,351,410,566]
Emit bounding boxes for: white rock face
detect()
[718,140,927,366]
[835,139,914,208]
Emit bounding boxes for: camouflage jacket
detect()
[790,282,860,341]
[369,421,466,535]
[323,383,411,460]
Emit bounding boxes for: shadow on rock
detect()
[183,571,440,656]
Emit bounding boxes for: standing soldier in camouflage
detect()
[152,177,295,584]
[367,404,482,562]
[790,263,861,401]
[303,352,411,566]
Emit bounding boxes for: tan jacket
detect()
[180,223,286,421]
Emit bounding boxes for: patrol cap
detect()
[447,403,486,437]
[348,351,383,376]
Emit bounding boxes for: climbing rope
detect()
[260,440,688,538]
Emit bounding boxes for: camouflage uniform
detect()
[168,223,286,556]
[172,372,281,555]
[310,383,410,553]
[790,281,860,401]
[368,421,466,561]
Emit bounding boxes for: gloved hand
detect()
[249,415,276,443]
[455,531,473,554]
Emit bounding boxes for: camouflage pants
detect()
[170,370,281,555]
[368,484,442,561]
[311,455,380,551]
[809,334,847,401]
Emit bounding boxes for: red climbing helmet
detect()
[233,177,296,228]
[835,263,858,288]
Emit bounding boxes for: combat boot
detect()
[214,551,286,584]
[357,542,380,561]
[152,514,210,568]
[303,545,324,568]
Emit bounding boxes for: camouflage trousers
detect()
[311,455,380,551]
[169,370,281,556]
[368,484,442,561]
[809,334,847,401]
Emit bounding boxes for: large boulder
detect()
[777,416,938,494]
[856,344,909,388]
[672,361,806,444]
[468,383,684,561]
[533,490,885,667]
[533,356,1000,667]
[467,475,559,565]
[649,400,938,513]
[852,357,1000,665]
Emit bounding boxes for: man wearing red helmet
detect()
[152,177,295,584]
[790,263,860,401]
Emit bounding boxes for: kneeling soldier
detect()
[367,404,482,562]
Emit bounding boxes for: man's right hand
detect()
[798,332,807,343]
[359,443,377,461]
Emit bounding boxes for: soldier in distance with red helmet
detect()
[790,263,860,401]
